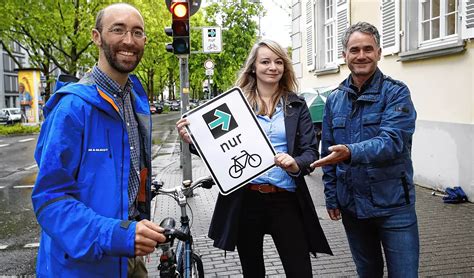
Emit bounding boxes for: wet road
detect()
[0,134,39,275]
[0,111,181,275]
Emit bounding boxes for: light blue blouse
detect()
[251,102,297,192]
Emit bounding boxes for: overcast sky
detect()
[258,0,292,47]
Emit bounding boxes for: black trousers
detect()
[236,189,312,278]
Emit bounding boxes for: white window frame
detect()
[400,0,473,61]
[324,0,337,64]
[314,0,350,73]
[418,0,459,49]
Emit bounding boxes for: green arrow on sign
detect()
[208,110,231,131]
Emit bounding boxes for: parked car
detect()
[149,103,164,114]
[150,104,157,114]
[155,103,164,114]
[189,99,199,109]
[0,110,9,125]
[170,101,180,111]
[1,108,22,125]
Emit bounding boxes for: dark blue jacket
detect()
[207,93,332,256]
[32,73,152,277]
[322,68,417,219]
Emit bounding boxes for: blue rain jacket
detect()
[322,68,417,219]
[32,72,152,277]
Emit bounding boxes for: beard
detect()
[101,36,144,74]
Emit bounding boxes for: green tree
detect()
[0,0,107,99]
[204,0,263,93]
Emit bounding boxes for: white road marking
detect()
[0,186,6,189]
[14,185,34,189]
[18,138,35,143]
[23,243,40,248]
[0,144,10,148]
[25,164,37,170]
[0,245,8,250]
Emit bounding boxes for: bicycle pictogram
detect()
[228,150,262,179]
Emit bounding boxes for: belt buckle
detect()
[258,184,270,194]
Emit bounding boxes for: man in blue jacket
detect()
[32,3,165,277]
[311,22,419,277]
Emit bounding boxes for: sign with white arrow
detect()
[202,27,222,53]
[182,87,276,195]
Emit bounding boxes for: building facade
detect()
[0,42,28,109]
[291,0,474,199]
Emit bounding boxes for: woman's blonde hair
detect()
[235,39,298,116]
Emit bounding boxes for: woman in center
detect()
[177,39,332,277]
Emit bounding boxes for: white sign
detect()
[205,69,214,76]
[183,87,275,195]
[204,59,214,69]
[202,27,222,53]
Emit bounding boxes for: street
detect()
[0,111,181,275]
[147,128,474,277]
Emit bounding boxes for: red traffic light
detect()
[171,2,188,18]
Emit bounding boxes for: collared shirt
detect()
[251,101,296,192]
[91,66,141,219]
[349,73,376,96]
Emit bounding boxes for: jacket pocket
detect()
[362,113,382,140]
[367,163,409,208]
[336,167,352,207]
[331,116,346,144]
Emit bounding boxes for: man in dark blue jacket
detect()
[32,3,165,277]
[311,22,419,277]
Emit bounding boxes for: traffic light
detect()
[165,0,190,55]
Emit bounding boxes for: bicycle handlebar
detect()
[151,175,215,196]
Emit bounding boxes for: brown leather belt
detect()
[247,183,287,193]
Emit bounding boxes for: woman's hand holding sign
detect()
[275,153,300,174]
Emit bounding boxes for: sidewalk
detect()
[146,134,474,277]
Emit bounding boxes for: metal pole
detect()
[207,75,211,99]
[179,56,192,182]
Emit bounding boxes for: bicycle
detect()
[228,150,262,178]
[151,175,215,278]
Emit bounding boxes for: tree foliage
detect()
[204,0,263,93]
[0,0,263,101]
[0,0,108,98]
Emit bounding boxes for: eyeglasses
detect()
[108,27,146,39]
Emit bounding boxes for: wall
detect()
[295,0,474,200]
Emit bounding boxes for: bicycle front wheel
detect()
[177,251,204,278]
[191,252,204,278]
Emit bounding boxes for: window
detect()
[399,0,474,61]
[3,75,18,94]
[419,0,458,48]
[324,0,336,64]
[313,0,350,74]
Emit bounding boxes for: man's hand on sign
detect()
[274,153,300,174]
[176,118,192,144]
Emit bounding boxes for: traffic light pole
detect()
[179,56,192,183]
